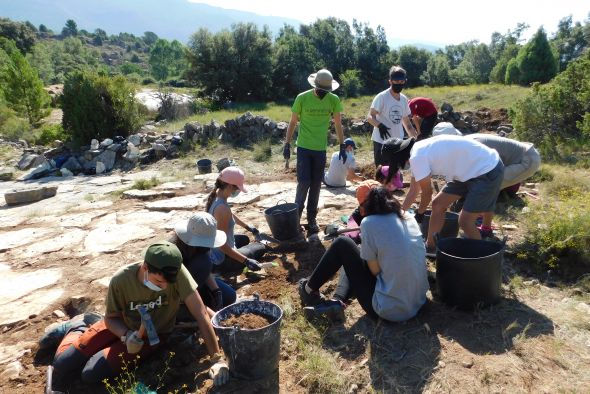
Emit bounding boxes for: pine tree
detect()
[515,27,557,85]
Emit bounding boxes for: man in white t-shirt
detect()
[367,66,417,165]
[324,138,364,187]
[382,135,504,256]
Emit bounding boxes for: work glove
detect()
[209,359,230,386]
[246,225,259,236]
[282,143,291,160]
[378,123,391,140]
[339,143,347,164]
[414,211,425,224]
[244,257,262,271]
[210,288,223,311]
[125,330,144,354]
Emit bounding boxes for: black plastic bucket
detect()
[196,159,212,174]
[211,297,283,380]
[264,201,300,241]
[436,238,504,310]
[420,210,459,239]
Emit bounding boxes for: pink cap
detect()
[218,166,247,192]
[380,165,390,178]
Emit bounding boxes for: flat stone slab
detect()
[155,181,186,191]
[0,268,63,326]
[87,176,122,186]
[145,194,206,212]
[123,189,176,200]
[229,193,261,205]
[84,223,154,253]
[256,181,297,196]
[18,229,87,259]
[194,173,219,182]
[120,170,161,183]
[0,228,55,252]
[4,186,58,206]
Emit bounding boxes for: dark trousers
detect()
[215,234,266,273]
[295,147,327,222]
[417,113,438,141]
[308,236,378,319]
[373,141,386,166]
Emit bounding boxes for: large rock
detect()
[17,153,45,171]
[0,168,14,181]
[4,185,58,205]
[95,149,116,172]
[145,194,206,212]
[128,134,141,147]
[22,159,55,180]
[61,156,82,172]
[122,189,176,200]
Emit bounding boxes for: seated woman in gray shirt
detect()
[298,185,428,322]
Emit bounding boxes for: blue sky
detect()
[192,0,589,46]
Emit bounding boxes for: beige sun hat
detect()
[307,69,340,91]
[174,212,226,248]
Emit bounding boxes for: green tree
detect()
[511,50,590,157]
[339,69,362,97]
[143,31,159,46]
[552,15,588,71]
[353,21,389,93]
[26,42,55,84]
[504,57,520,84]
[489,44,520,83]
[515,27,557,85]
[397,45,432,87]
[271,25,318,98]
[0,17,37,53]
[421,54,451,86]
[442,41,478,69]
[148,39,186,81]
[120,62,144,76]
[0,38,50,124]
[453,43,494,84]
[61,71,141,143]
[62,19,78,37]
[301,18,355,79]
[93,28,108,46]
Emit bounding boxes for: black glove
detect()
[246,225,259,236]
[414,211,425,224]
[378,123,391,140]
[283,143,291,160]
[244,258,262,271]
[338,143,347,164]
[210,288,223,311]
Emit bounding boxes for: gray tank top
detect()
[208,198,235,264]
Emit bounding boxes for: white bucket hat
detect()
[307,69,339,92]
[174,212,226,248]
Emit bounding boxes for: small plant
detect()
[35,124,68,146]
[527,166,554,183]
[253,139,272,162]
[133,177,160,190]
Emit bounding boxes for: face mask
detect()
[315,89,328,99]
[391,84,405,93]
[144,271,163,292]
[230,190,240,198]
[347,151,354,159]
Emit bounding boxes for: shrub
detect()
[527,166,554,183]
[515,174,590,278]
[0,114,33,142]
[35,124,68,145]
[253,139,272,162]
[510,50,590,159]
[339,69,362,98]
[142,77,155,85]
[61,71,142,144]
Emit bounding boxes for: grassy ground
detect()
[157,84,530,131]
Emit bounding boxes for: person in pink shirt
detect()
[375,165,404,192]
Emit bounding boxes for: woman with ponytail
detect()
[206,166,266,273]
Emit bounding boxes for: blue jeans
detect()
[198,278,236,308]
[295,147,327,222]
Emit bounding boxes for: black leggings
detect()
[308,236,378,319]
[215,234,266,273]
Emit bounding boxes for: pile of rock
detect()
[439,103,513,136]
[185,112,289,145]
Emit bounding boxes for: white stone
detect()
[145,194,206,212]
[155,181,186,190]
[90,139,99,150]
[0,361,23,380]
[18,229,87,258]
[95,161,106,174]
[502,224,518,230]
[193,173,219,181]
[53,310,66,318]
[257,181,297,196]
[60,168,73,177]
[84,223,154,253]
[0,228,54,252]
[229,193,260,205]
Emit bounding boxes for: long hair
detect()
[375,165,395,187]
[205,178,231,212]
[363,186,403,219]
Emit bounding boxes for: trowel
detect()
[254,232,282,245]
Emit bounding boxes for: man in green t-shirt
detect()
[283,69,345,234]
[49,241,229,390]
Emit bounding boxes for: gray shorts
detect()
[442,161,504,213]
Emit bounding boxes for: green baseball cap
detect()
[144,241,182,282]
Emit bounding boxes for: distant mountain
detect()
[0,0,302,42]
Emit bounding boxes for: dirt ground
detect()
[1,112,590,393]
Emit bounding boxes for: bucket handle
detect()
[275,199,288,206]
